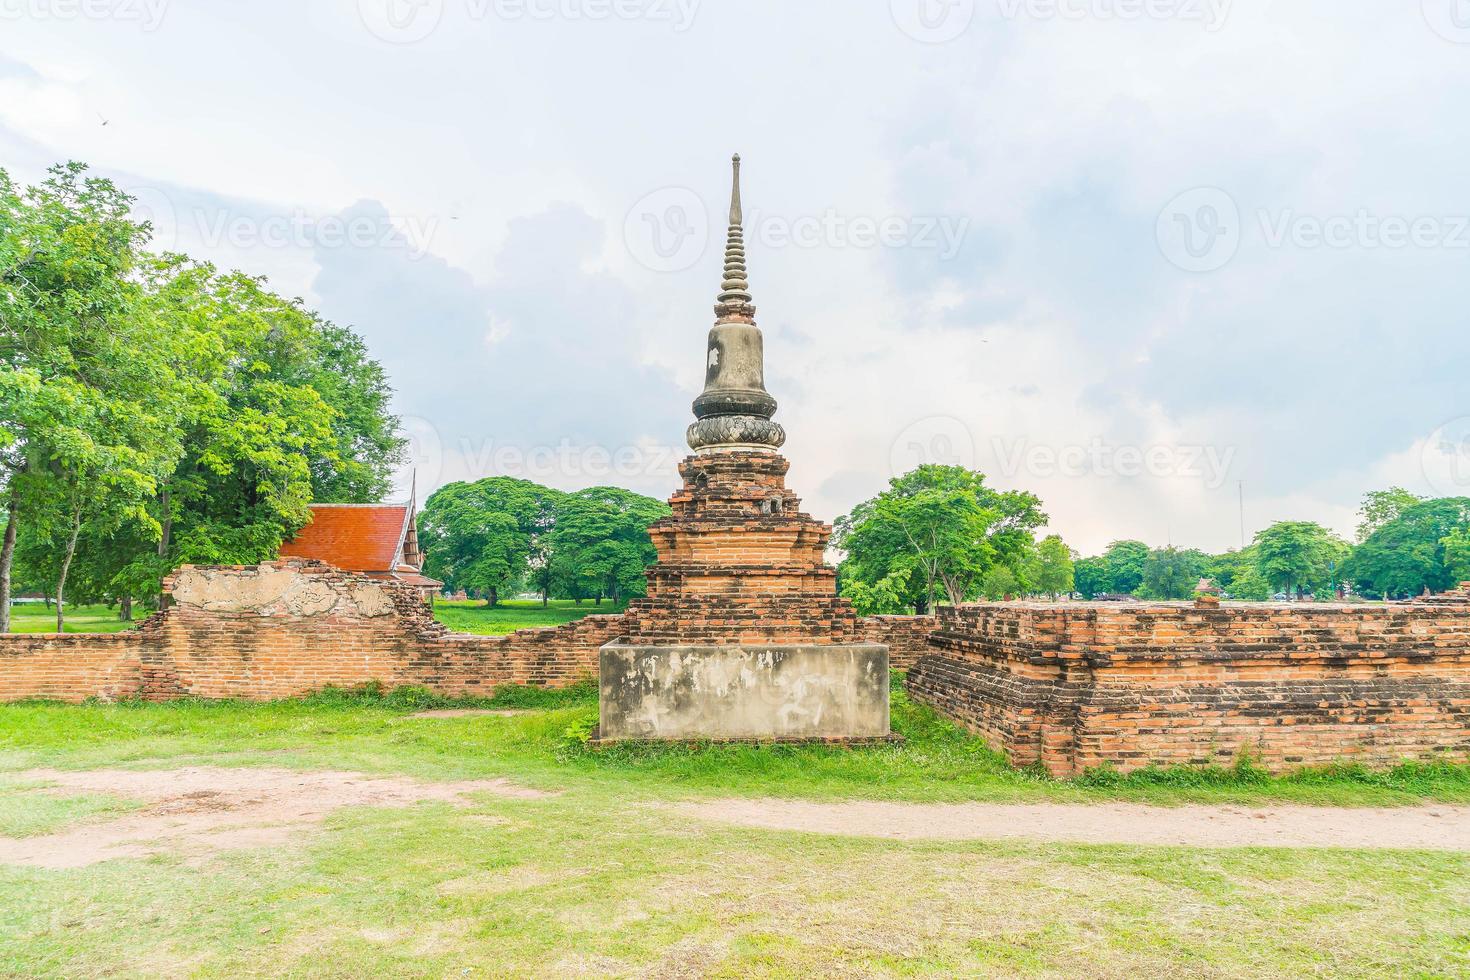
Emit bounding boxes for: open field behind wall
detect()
[2,679,1469,976]
[430,598,629,636]
[7,604,139,635]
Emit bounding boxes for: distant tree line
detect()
[418,478,669,607]
[835,467,1470,615]
[1074,489,1470,602]
[1,163,403,631]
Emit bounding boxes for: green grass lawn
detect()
[2,680,1469,976]
[432,597,628,635]
[6,602,138,635]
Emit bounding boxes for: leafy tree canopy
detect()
[835,465,1046,615]
[1,164,403,629]
[1140,547,1209,600]
[1253,521,1351,598]
[1345,498,1470,599]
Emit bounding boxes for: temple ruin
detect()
[598,155,891,742]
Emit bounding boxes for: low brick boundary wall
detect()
[859,615,937,670]
[907,601,1470,776]
[0,561,623,703]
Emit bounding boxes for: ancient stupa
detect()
[598,155,891,741]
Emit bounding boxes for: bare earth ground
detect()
[675,797,1470,850]
[5,766,1468,877]
[0,767,550,869]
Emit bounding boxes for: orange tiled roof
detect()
[280,505,412,573]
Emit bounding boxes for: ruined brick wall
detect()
[859,616,937,670]
[0,561,622,703]
[908,600,1470,776]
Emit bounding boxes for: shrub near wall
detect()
[907,598,1470,776]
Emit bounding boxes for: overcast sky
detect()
[3,0,1469,554]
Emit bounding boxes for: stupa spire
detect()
[686,153,785,454]
[716,154,753,310]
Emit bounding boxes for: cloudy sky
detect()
[3,0,1469,554]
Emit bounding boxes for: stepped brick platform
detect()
[620,452,861,646]
[604,451,889,741]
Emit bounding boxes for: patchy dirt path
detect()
[403,709,535,719]
[1,767,550,869]
[674,798,1470,851]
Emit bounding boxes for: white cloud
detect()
[2,0,1465,556]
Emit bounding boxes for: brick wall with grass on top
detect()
[0,560,625,703]
[907,595,1470,776]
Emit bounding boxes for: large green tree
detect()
[1030,534,1076,599]
[1345,498,1470,599]
[1254,521,1351,599]
[1,165,404,629]
[1101,539,1151,595]
[835,465,1046,614]
[1073,554,1110,599]
[1356,487,1423,543]
[0,164,191,630]
[419,478,560,606]
[1140,547,1209,600]
[547,487,668,605]
[1442,528,1470,586]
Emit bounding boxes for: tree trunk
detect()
[156,485,172,608]
[0,490,16,634]
[486,586,498,608]
[55,516,81,634]
[119,596,133,621]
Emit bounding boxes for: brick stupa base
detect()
[598,452,891,741]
